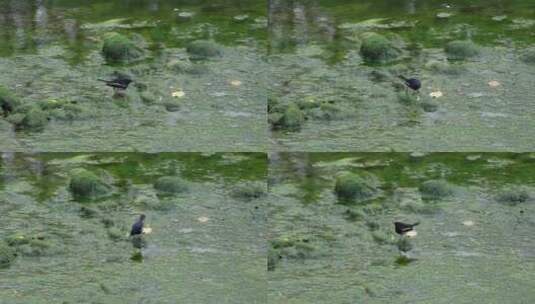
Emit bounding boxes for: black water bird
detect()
[394,221,419,235]
[398,75,421,92]
[98,74,132,90]
[130,214,146,236]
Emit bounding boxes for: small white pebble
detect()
[488,80,501,88]
[198,216,209,223]
[430,91,443,98]
[230,80,242,87]
[463,220,475,226]
[406,230,418,238]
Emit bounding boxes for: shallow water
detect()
[0,0,267,151]
[0,153,266,303]
[269,0,535,151]
[268,153,535,303]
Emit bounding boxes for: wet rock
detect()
[419,180,454,200]
[0,241,17,268]
[153,176,187,194]
[186,40,223,60]
[445,40,480,60]
[102,32,143,63]
[359,32,400,63]
[497,187,531,206]
[334,171,377,202]
[69,169,111,200]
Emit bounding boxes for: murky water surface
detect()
[0,0,267,151]
[269,0,535,151]
[0,153,266,303]
[268,153,535,303]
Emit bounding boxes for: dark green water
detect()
[269,0,535,151]
[0,0,267,151]
[0,153,266,303]
[268,153,535,303]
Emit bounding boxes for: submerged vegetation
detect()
[0,0,267,151]
[0,153,266,302]
[269,0,535,151]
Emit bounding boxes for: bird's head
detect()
[139,214,146,221]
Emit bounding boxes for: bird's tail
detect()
[398,75,409,82]
[97,78,110,83]
[411,222,420,227]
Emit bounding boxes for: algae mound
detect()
[334,171,378,202]
[69,169,111,199]
[445,40,480,60]
[102,32,143,63]
[360,33,400,63]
